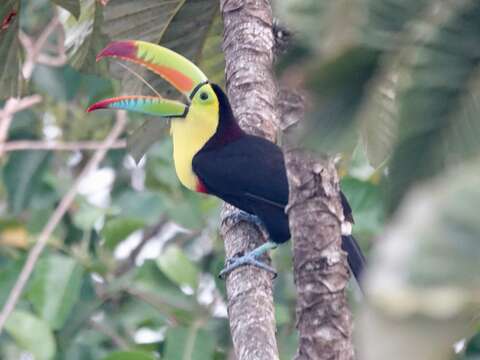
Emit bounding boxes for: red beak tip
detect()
[96,41,137,62]
[87,104,101,112]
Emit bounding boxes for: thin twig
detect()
[88,318,130,349]
[0,95,43,157]
[0,112,127,334]
[2,139,127,152]
[19,14,65,79]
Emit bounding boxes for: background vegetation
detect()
[0,0,478,359]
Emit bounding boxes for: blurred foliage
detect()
[277,0,480,359]
[1,0,478,359]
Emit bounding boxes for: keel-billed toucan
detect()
[88,40,366,282]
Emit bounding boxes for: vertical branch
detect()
[219,0,279,359]
[279,89,354,360]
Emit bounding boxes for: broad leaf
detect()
[131,260,196,314]
[301,46,380,154]
[164,326,215,360]
[61,0,109,74]
[102,217,145,250]
[3,149,51,215]
[72,199,108,230]
[127,117,169,163]
[28,253,84,330]
[0,1,22,99]
[0,256,24,306]
[341,176,384,238]
[361,0,432,50]
[157,245,199,291]
[384,0,480,211]
[358,63,399,166]
[5,310,56,360]
[164,192,207,229]
[113,190,165,225]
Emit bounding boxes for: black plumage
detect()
[193,84,366,282]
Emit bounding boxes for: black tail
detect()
[341,234,366,287]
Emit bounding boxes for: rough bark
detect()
[219,1,279,359]
[279,89,354,360]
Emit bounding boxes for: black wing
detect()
[192,135,290,243]
[193,135,288,207]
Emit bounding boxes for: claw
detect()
[219,241,278,279]
[226,210,265,230]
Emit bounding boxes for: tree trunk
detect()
[219,1,279,359]
[279,89,354,360]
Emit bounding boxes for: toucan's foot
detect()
[226,210,264,230]
[219,254,277,279]
[219,241,278,279]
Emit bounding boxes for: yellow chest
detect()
[170,105,218,191]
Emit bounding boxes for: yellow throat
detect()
[170,86,219,191]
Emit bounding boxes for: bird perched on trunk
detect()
[88,40,366,282]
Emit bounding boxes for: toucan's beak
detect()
[87,40,208,116]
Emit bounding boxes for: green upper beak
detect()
[87,40,208,117]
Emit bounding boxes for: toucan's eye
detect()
[200,92,209,101]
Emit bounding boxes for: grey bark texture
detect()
[279,89,354,360]
[219,1,279,360]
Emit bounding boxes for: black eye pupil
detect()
[200,92,208,101]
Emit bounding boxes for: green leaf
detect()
[0,1,22,99]
[72,199,107,230]
[341,177,385,238]
[101,350,156,360]
[28,254,84,330]
[359,66,399,167]
[164,326,215,360]
[301,46,380,154]
[384,0,480,211]
[3,150,51,215]
[52,0,80,18]
[164,194,205,229]
[32,64,82,102]
[61,0,109,74]
[0,256,24,306]
[361,0,431,50]
[102,0,184,44]
[102,217,146,250]
[157,245,199,291]
[159,1,223,85]
[113,190,165,225]
[127,118,170,163]
[125,261,197,326]
[5,310,56,360]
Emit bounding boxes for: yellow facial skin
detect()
[170,83,219,191]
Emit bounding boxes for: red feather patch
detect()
[195,180,208,194]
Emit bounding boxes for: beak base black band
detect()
[189,81,209,100]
